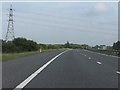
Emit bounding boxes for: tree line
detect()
[2,38,83,53]
[2,38,39,53]
[113,41,120,56]
[113,41,120,50]
[2,37,120,54]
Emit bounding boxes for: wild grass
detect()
[2,51,40,62]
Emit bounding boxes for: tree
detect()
[64,41,70,48]
[39,44,47,49]
[113,41,120,50]
[2,37,39,53]
[113,41,120,56]
[2,41,17,53]
[81,44,90,49]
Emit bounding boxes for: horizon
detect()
[1,37,115,47]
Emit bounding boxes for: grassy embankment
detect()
[1,48,67,62]
[88,49,120,57]
[2,51,40,62]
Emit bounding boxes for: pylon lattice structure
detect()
[5,5,15,42]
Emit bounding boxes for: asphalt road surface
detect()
[2,49,119,89]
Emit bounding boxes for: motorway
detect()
[2,49,119,89]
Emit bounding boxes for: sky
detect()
[1,1,118,46]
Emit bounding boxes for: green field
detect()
[2,51,40,62]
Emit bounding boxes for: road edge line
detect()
[14,50,68,89]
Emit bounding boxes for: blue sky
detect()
[1,2,118,46]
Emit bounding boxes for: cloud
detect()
[94,3,109,13]
[86,3,110,17]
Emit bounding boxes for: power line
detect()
[2,7,118,39]
[12,10,117,32]
[15,10,117,26]
[3,9,117,31]
[16,19,117,35]
[14,13,117,33]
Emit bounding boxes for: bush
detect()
[2,41,17,53]
[2,37,39,53]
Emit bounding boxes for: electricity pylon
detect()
[5,4,15,42]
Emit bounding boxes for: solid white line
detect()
[116,71,120,74]
[97,61,102,65]
[14,50,67,89]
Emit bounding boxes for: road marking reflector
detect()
[88,57,91,59]
[97,62,102,65]
[14,50,67,89]
[116,71,120,74]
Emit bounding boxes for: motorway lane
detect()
[79,49,118,70]
[24,49,118,88]
[2,50,64,88]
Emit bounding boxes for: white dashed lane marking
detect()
[97,61,102,65]
[88,57,91,59]
[116,71,120,74]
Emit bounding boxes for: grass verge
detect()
[2,51,40,62]
[88,49,119,58]
[1,49,67,62]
